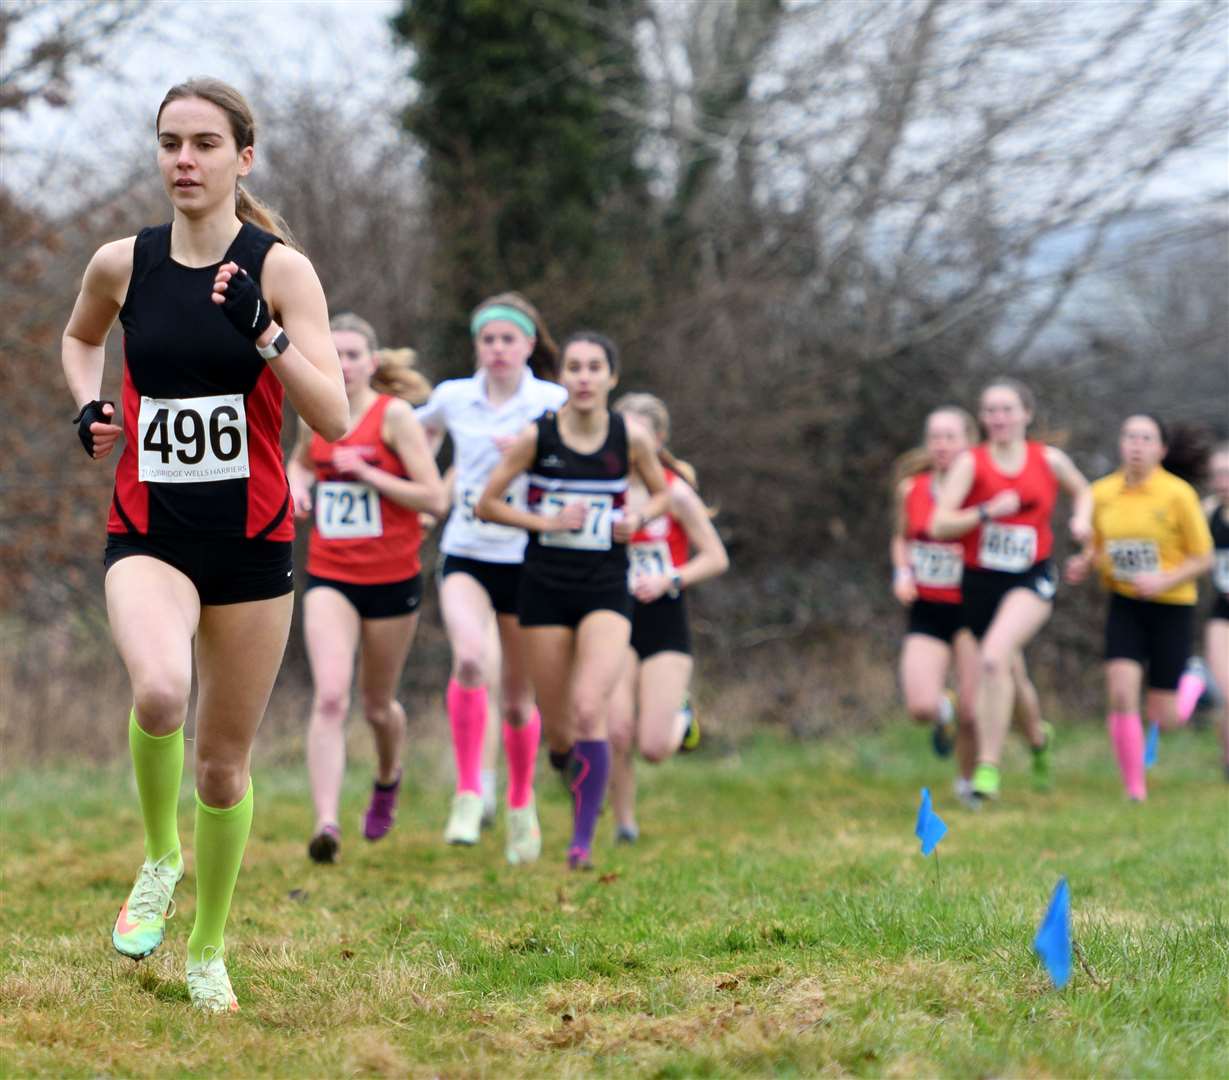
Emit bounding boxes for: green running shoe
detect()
[1031,721,1055,792]
[187,946,239,1014]
[971,763,1001,801]
[679,697,700,753]
[112,851,184,960]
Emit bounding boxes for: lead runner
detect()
[61,78,347,1012]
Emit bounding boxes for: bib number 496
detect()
[138,395,249,483]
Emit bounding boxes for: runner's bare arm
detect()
[669,481,729,589]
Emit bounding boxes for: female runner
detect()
[892,407,1054,801]
[477,332,668,869]
[607,393,729,843]
[415,293,566,862]
[931,378,1092,801]
[1065,417,1213,799]
[61,78,347,1011]
[287,316,446,862]
[1205,443,1229,779]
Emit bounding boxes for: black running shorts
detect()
[1104,592,1193,691]
[304,573,423,619]
[439,554,521,616]
[906,599,965,645]
[104,532,293,606]
[517,570,632,629]
[631,593,692,660]
[961,560,1057,640]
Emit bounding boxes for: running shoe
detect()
[444,791,484,845]
[1031,722,1054,792]
[187,946,239,1014]
[363,774,401,841]
[615,824,640,844]
[953,778,980,811]
[971,762,1001,801]
[679,697,700,753]
[112,851,184,960]
[931,690,956,757]
[505,800,542,865]
[567,845,593,871]
[307,824,340,864]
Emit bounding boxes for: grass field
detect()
[2,721,1227,1078]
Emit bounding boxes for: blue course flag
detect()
[1033,877,1072,989]
[1144,722,1159,769]
[915,787,948,856]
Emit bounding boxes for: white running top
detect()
[416,370,567,563]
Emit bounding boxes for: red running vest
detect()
[904,471,963,604]
[306,395,423,583]
[961,442,1057,571]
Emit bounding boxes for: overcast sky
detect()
[3,0,405,206]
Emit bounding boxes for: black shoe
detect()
[308,825,340,864]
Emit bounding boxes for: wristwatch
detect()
[257,329,290,361]
[667,571,683,599]
[977,504,991,523]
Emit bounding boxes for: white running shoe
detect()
[444,791,484,845]
[187,946,239,1013]
[505,800,542,865]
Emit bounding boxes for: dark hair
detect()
[561,330,619,374]
[470,291,559,380]
[1163,422,1212,486]
[156,77,298,249]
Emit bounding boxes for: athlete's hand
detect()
[211,261,273,342]
[492,433,518,453]
[613,510,642,544]
[553,500,588,531]
[419,512,439,531]
[291,482,313,519]
[1133,571,1167,599]
[632,573,670,604]
[984,489,1021,520]
[892,571,917,606]
[1063,552,1092,585]
[1069,515,1093,546]
[72,400,121,459]
[332,446,374,480]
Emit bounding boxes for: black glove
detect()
[218,266,273,341]
[72,399,114,457]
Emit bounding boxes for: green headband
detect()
[471,304,536,339]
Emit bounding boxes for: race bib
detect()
[315,481,382,539]
[1106,538,1160,582]
[458,482,522,542]
[1214,550,1229,595]
[910,541,963,589]
[138,394,248,483]
[978,523,1037,572]
[539,493,614,551]
[628,540,672,589]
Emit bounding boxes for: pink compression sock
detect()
[503,710,541,810]
[447,680,487,795]
[1175,671,1205,726]
[1108,712,1146,801]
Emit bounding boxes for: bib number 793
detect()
[138,394,249,483]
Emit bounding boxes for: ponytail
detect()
[373,347,433,406]
[236,184,298,250]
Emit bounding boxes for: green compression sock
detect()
[187,783,254,965]
[128,709,184,868]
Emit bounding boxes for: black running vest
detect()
[524,412,629,589]
[109,222,293,540]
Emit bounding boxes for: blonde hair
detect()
[891,406,979,488]
[373,347,432,405]
[330,312,379,352]
[471,291,559,380]
[156,78,298,249]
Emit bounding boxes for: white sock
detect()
[954,777,973,797]
[937,692,954,726]
[480,769,496,809]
